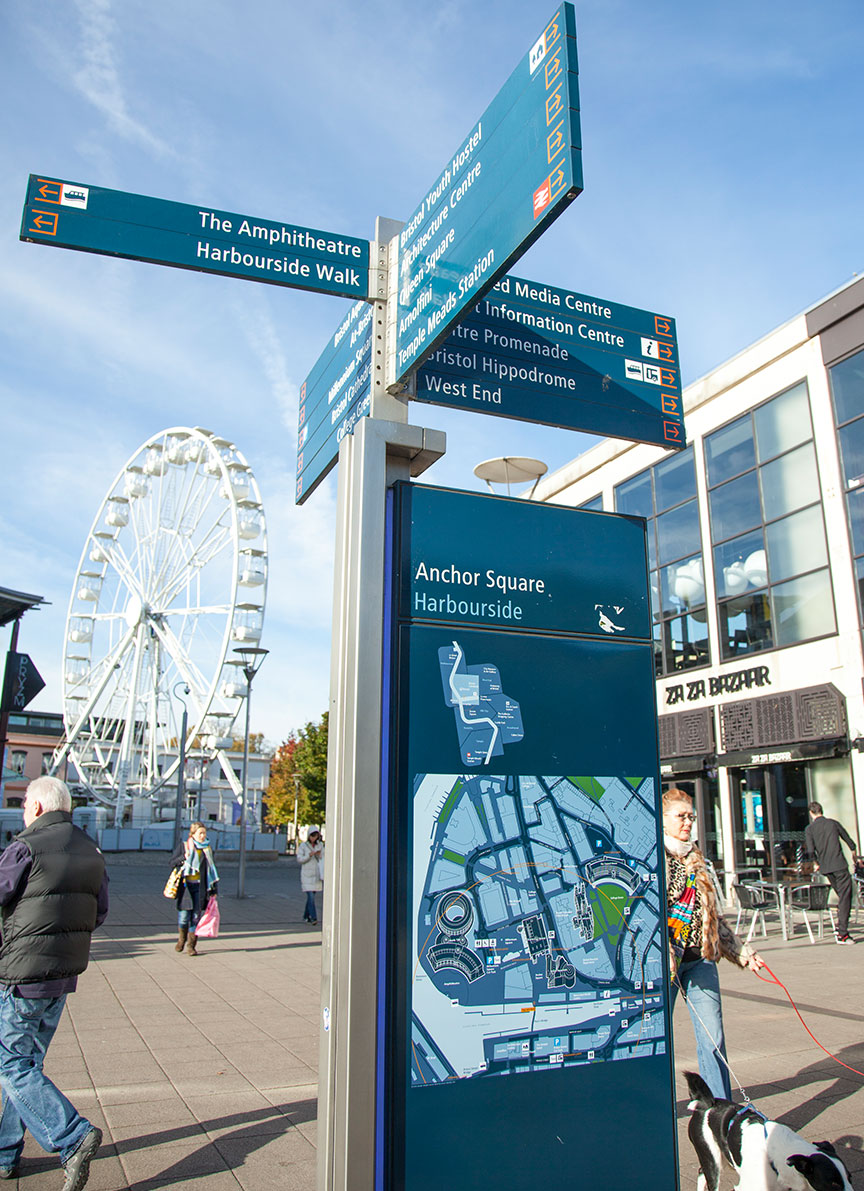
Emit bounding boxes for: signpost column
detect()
[318,417,445,1191]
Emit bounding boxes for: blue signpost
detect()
[20,174,370,300]
[296,301,373,503]
[416,273,684,448]
[379,483,677,1191]
[295,3,586,505]
[394,4,583,381]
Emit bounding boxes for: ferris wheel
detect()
[55,426,268,820]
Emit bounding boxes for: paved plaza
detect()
[3,854,864,1190]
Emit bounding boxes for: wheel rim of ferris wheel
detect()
[59,426,268,815]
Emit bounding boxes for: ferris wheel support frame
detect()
[50,623,137,777]
[114,620,148,824]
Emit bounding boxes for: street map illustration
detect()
[438,641,524,766]
[411,771,666,1083]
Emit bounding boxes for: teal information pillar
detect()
[379,483,678,1191]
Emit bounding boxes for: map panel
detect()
[438,641,524,766]
[411,772,666,1084]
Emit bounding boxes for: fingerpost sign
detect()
[394,4,583,382]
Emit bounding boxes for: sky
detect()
[1,0,863,752]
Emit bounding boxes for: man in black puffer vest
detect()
[0,777,108,1191]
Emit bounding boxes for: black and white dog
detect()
[685,1072,853,1191]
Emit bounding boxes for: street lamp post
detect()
[234,646,268,898]
[172,684,190,853]
[292,773,300,855]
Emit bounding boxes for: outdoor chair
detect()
[854,872,864,926]
[732,883,769,943]
[788,883,836,944]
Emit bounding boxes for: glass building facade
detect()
[615,447,708,676]
[705,381,835,660]
[538,275,864,884]
[830,346,864,617]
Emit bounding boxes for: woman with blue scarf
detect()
[169,822,219,956]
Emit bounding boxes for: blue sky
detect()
[1,0,862,747]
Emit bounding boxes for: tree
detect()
[229,731,265,753]
[294,712,328,825]
[264,712,328,828]
[264,735,300,828]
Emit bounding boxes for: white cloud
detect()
[231,293,300,433]
[70,0,175,158]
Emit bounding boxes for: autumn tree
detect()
[264,713,328,827]
[229,732,265,753]
[294,712,328,825]
[264,735,300,828]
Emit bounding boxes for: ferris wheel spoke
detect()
[148,617,212,709]
[154,523,233,610]
[148,463,224,600]
[129,489,159,596]
[149,496,230,601]
[55,622,138,767]
[114,624,150,819]
[161,604,234,617]
[98,538,149,605]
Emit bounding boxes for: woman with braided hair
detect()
[663,788,764,1098]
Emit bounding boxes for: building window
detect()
[829,347,864,620]
[41,753,53,775]
[705,380,835,659]
[615,446,708,675]
[579,495,603,511]
[9,751,26,777]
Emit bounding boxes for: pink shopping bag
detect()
[195,896,220,939]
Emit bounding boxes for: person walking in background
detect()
[0,777,108,1191]
[170,822,219,956]
[297,830,324,925]
[805,801,858,944]
[663,788,764,1100]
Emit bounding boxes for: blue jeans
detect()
[0,988,92,1165]
[304,891,317,921]
[176,879,202,930]
[670,957,731,1100]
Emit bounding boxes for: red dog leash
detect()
[755,962,864,1079]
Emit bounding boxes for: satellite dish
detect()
[473,456,548,498]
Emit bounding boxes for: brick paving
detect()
[4,855,864,1189]
[8,855,320,1191]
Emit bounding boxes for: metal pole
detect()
[318,415,445,1191]
[172,685,189,852]
[0,618,23,802]
[293,773,300,854]
[237,672,252,899]
[194,764,203,822]
[233,646,267,899]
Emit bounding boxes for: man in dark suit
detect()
[805,801,858,944]
[0,777,109,1190]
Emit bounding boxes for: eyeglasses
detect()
[667,812,696,822]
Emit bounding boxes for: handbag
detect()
[195,895,220,939]
[163,866,182,899]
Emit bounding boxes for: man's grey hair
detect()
[26,776,72,813]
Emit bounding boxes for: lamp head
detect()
[233,645,269,680]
